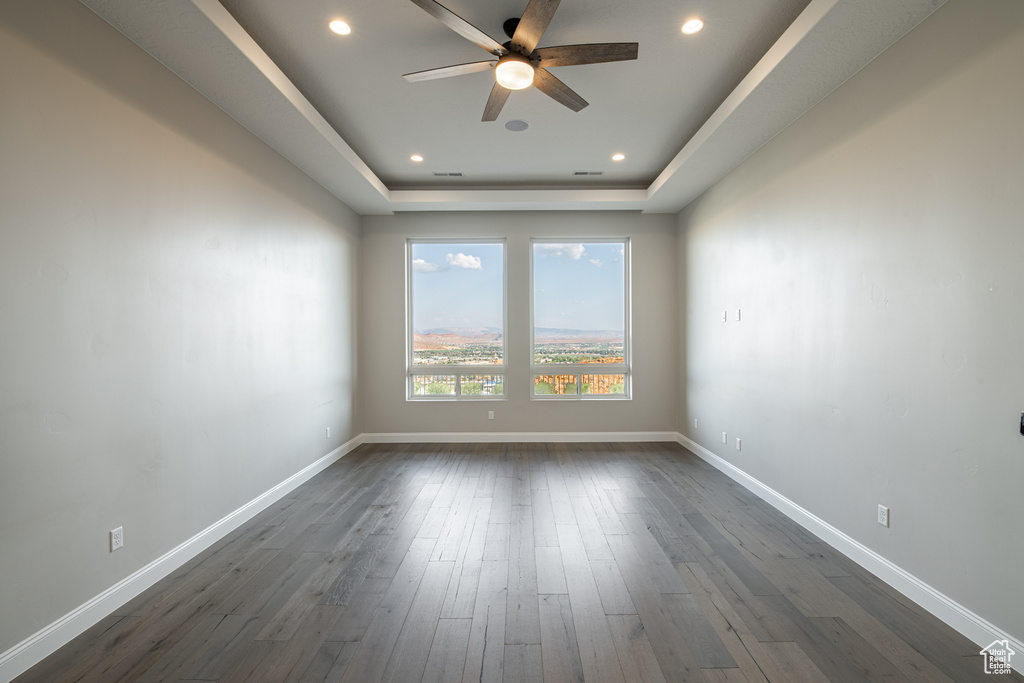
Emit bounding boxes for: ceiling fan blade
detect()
[532,68,588,112]
[403,61,497,82]
[534,43,639,67]
[511,0,561,54]
[408,0,505,54]
[482,82,511,121]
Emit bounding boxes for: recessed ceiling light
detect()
[410,154,424,162]
[505,120,529,132]
[328,20,351,35]
[612,153,625,162]
[681,19,704,35]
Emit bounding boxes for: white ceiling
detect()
[80,0,945,215]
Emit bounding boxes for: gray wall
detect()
[677,0,1024,642]
[0,0,361,654]
[361,212,678,435]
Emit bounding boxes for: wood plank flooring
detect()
[16,442,1020,682]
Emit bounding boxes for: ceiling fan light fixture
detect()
[495,55,534,90]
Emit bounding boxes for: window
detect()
[531,239,630,398]
[408,240,505,399]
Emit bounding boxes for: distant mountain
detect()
[534,327,623,340]
[415,326,503,337]
[414,326,622,341]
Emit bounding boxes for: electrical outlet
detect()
[877,505,890,528]
[721,431,728,444]
[110,526,123,552]
[694,418,698,430]
[326,427,330,439]
[736,438,742,451]
[488,410,494,420]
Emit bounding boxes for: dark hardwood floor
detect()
[16,442,1019,682]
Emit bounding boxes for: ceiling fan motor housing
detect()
[502,17,521,40]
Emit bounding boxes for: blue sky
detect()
[411,242,504,331]
[533,242,625,332]
[410,241,625,333]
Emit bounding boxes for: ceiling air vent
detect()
[432,172,464,177]
[573,171,604,176]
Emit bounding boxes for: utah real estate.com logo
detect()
[981,639,1015,675]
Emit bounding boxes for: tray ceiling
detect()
[81,0,945,214]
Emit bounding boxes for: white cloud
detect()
[590,259,603,267]
[537,243,586,260]
[446,252,482,270]
[412,258,442,273]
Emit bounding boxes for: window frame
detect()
[529,237,631,400]
[406,238,508,400]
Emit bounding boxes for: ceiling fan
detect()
[403,0,639,121]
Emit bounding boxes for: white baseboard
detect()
[0,435,365,683]
[675,433,1023,656]
[362,431,680,444]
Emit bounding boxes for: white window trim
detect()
[529,237,632,400]
[406,238,507,400]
